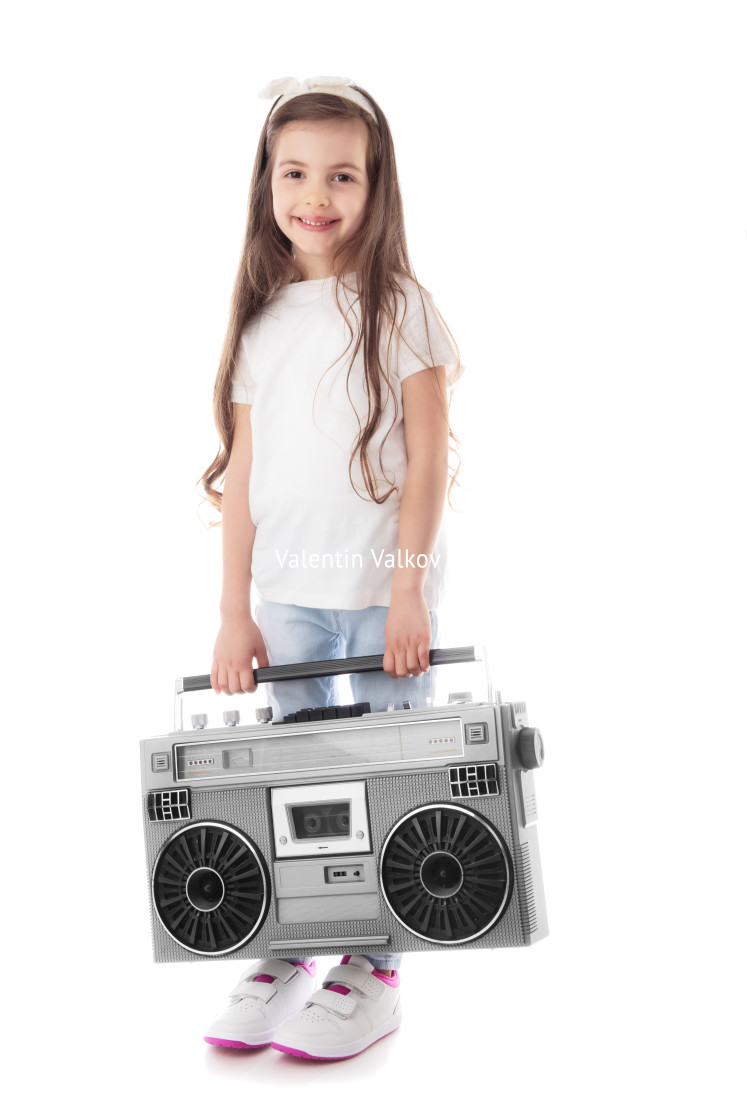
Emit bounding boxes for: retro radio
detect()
[141,647,548,962]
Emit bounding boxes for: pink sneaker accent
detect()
[340,955,399,986]
[327,983,351,995]
[257,961,316,983]
[372,969,400,988]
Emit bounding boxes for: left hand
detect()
[383,588,431,678]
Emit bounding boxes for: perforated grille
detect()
[520,842,539,934]
[152,821,269,954]
[449,764,499,798]
[148,789,191,822]
[380,804,512,943]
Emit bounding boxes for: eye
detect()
[284,170,304,179]
[332,173,354,183]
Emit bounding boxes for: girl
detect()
[200,76,462,1061]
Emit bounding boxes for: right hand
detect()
[211,614,269,695]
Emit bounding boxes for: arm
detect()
[211,403,269,694]
[383,365,450,679]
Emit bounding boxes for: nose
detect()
[302,177,330,208]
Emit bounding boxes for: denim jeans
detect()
[257,599,440,974]
[255,600,439,720]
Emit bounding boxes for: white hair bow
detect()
[258,75,376,120]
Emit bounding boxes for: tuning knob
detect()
[255,706,273,724]
[223,710,240,727]
[191,713,208,730]
[516,727,545,770]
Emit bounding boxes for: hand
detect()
[211,613,269,694]
[383,589,431,678]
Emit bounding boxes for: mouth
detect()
[293,216,340,230]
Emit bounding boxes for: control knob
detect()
[516,727,545,770]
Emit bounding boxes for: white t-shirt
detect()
[230,274,463,610]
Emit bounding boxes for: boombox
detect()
[140,647,548,962]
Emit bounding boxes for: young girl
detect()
[200,76,462,1061]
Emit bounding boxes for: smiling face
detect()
[271,118,370,280]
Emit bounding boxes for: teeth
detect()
[299,218,333,226]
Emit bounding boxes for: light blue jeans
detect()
[257,599,440,973]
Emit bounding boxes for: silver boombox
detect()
[140,647,548,962]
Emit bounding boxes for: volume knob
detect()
[516,727,545,770]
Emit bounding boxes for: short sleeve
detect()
[391,280,464,388]
[229,330,255,405]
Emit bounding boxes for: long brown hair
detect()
[199,85,461,516]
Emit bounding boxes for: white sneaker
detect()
[272,955,402,1060]
[204,958,317,1049]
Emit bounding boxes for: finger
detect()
[418,639,430,674]
[406,652,422,676]
[383,648,396,678]
[211,661,221,694]
[394,647,411,678]
[406,640,425,676]
[216,664,232,695]
[239,666,255,693]
[217,666,232,696]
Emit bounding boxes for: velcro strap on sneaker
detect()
[323,965,385,1001]
[228,980,278,1003]
[251,959,300,984]
[309,989,357,1018]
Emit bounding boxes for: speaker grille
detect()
[152,821,269,955]
[520,842,538,934]
[449,764,499,798]
[148,789,191,822]
[380,804,512,943]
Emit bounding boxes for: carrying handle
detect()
[178,646,478,694]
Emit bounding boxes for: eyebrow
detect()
[277,159,364,173]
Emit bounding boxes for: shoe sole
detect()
[271,1015,401,1061]
[204,1035,271,1049]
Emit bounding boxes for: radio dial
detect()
[191,714,208,730]
[516,727,545,770]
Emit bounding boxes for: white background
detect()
[2,1,745,1116]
